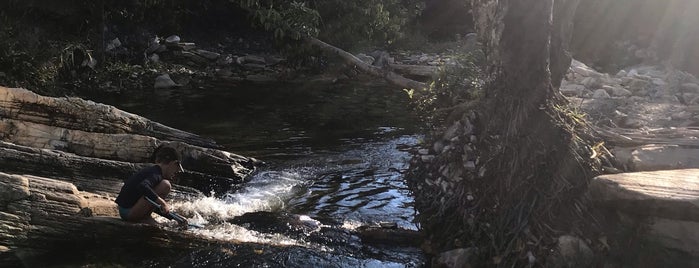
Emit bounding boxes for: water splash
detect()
[166,168,315,246]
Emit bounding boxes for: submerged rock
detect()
[154,74,179,89]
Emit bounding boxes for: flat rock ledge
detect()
[0,172,207,266]
[590,169,699,258]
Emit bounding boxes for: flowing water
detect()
[85,80,426,267]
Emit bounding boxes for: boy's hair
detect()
[151,145,181,164]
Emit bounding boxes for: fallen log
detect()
[0,86,218,148]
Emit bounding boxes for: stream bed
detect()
[84,80,426,267]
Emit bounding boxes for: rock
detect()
[628,145,699,171]
[154,74,179,89]
[570,60,602,77]
[621,117,644,128]
[145,37,160,54]
[592,89,611,99]
[240,55,266,65]
[549,235,593,268]
[647,218,699,257]
[443,121,462,141]
[245,74,275,83]
[560,84,586,96]
[165,35,181,44]
[216,54,235,66]
[433,141,445,154]
[652,78,667,87]
[616,70,628,77]
[369,51,392,67]
[356,53,375,65]
[215,68,233,78]
[672,111,692,120]
[0,173,31,205]
[625,78,651,92]
[105,38,121,51]
[177,43,196,51]
[582,77,602,89]
[154,44,168,53]
[603,85,632,97]
[590,169,699,221]
[681,83,699,93]
[463,33,479,51]
[436,248,475,268]
[180,51,209,65]
[148,54,160,63]
[194,49,220,60]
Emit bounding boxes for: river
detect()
[83,80,427,267]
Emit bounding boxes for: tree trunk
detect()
[408,0,600,265]
[472,0,598,263]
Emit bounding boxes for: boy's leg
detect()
[126,180,172,225]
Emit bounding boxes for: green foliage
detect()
[231,0,423,50]
[312,0,424,50]
[235,1,320,40]
[412,49,484,125]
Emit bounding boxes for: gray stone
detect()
[105,38,121,51]
[681,83,699,93]
[616,70,628,77]
[592,89,611,99]
[648,218,699,256]
[245,74,275,82]
[581,77,601,88]
[148,54,160,63]
[194,49,220,60]
[216,54,235,66]
[628,145,699,171]
[177,43,196,51]
[603,85,632,97]
[436,247,476,268]
[180,51,209,65]
[241,55,266,65]
[652,78,667,87]
[154,44,168,53]
[671,111,692,120]
[165,35,181,44]
[570,60,602,77]
[560,84,585,96]
[154,74,178,89]
[443,121,462,141]
[0,173,31,204]
[622,117,645,128]
[626,78,651,91]
[590,169,699,221]
[549,235,593,268]
[433,141,445,154]
[356,53,375,64]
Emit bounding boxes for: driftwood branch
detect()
[304,37,428,90]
